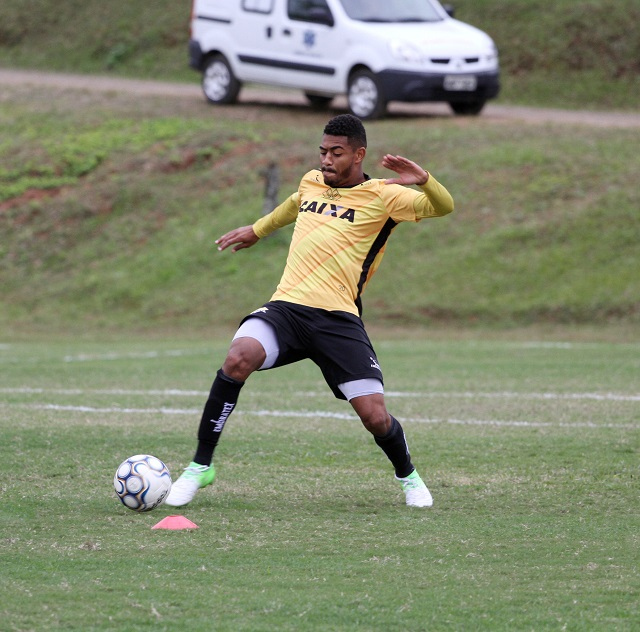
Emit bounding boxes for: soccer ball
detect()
[114,454,172,512]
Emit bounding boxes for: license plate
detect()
[443,75,477,91]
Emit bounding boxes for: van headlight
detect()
[389,40,424,64]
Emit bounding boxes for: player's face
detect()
[319,135,365,188]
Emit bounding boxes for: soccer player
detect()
[166,114,454,508]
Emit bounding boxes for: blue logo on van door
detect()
[303,30,316,48]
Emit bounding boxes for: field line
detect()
[61,350,210,362]
[0,387,206,396]
[386,391,640,402]
[2,402,637,430]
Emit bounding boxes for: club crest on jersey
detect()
[322,187,341,200]
[299,200,355,223]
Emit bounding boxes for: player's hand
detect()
[216,225,260,252]
[382,154,429,186]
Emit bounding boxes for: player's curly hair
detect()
[323,114,367,149]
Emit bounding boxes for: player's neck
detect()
[339,170,367,188]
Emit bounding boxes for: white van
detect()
[188,0,500,119]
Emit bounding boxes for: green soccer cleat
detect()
[396,470,433,507]
[165,461,215,507]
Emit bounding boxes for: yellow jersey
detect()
[252,169,453,316]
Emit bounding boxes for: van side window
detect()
[287,0,334,25]
[242,0,274,14]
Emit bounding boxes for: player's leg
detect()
[309,310,434,507]
[196,317,281,461]
[192,336,264,465]
[340,384,433,508]
[346,391,409,472]
[166,318,279,506]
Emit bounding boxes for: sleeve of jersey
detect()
[413,174,454,220]
[252,192,300,238]
[383,173,454,222]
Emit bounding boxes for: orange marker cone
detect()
[152,515,199,530]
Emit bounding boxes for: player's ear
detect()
[355,146,366,164]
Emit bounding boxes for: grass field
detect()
[1,2,638,628]
[2,335,638,630]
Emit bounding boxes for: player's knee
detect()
[222,339,265,381]
[359,409,391,436]
[222,350,254,381]
[350,394,391,436]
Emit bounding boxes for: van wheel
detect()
[304,93,333,109]
[202,54,241,105]
[449,100,486,116]
[347,69,387,120]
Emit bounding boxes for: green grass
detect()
[1,336,638,630]
[1,3,638,627]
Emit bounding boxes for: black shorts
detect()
[239,301,384,400]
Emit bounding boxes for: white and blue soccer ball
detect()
[114,454,172,512]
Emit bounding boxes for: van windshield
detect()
[338,0,444,23]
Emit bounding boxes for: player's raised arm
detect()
[215,225,260,252]
[382,153,453,218]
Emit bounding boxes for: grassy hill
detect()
[1,83,638,336]
[0,1,638,336]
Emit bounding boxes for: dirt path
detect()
[1,67,639,128]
